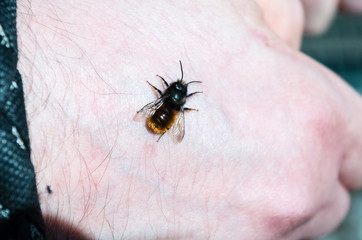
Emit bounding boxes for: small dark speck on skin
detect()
[46,185,53,194]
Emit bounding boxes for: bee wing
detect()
[169,110,185,143]
[134,97,164,122]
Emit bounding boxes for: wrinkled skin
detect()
[17,0,362,239]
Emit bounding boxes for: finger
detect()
[320,65,362,190]
[301,0,339,35]
[338,84,362,190]
[254,0,304,49]
[293,183,350,239]
[340,0,362,13]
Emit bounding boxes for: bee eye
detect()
[175,83,182,90]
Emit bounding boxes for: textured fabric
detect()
[0,0,45,239]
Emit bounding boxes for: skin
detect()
[17,0,362,239]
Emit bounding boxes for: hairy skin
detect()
[17,0,362,239]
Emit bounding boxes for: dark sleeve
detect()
[0,0,46,239]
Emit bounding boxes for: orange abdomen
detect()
[147,103,177,134]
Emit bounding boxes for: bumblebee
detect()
[134,61,201,143]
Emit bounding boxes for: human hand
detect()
[18,0,362,239]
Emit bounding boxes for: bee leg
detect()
[156,75,169,88]
[186,91,203,98]
[156,131,167,142]
[147,81,163,96]
[184,107,199,112]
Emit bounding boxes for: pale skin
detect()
[17,0,362,239]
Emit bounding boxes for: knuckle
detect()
[291,98,345,151]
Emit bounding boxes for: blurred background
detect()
[302,13,362,240]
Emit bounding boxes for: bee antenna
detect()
[179,60,184,81]
[186,81,202,85]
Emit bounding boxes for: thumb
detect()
[254,0,304,49]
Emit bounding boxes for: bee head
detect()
[175,80,187,93]
[168,81,187,106]
[165,61,201,107]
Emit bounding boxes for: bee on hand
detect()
[134,61,202,143]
